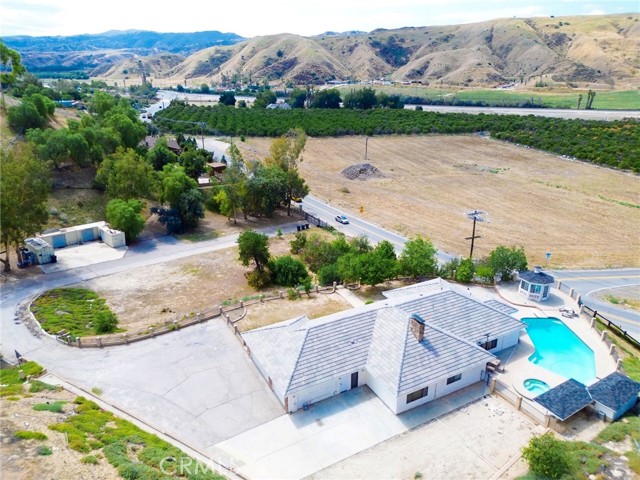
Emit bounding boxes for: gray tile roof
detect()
[367,309,495,396]
[588,372,640,411]
[484,300,518,315]
[382,278,450,299]
[242,279,524,399]
[397,290,524,344]
[519,270,555,284]
[534,379,593,420]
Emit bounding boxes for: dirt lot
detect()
[0,390,118,480]
[79,229,351,333]
[238,135,640,268]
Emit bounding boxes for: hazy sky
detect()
[1,0,637,38]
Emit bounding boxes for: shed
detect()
[24,237,55,265]
[534,379,592,421]
[518,266,554,302]
[588,372,640,421]
[207,162,227,175]
[99,225,126,248]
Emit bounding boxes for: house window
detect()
[520,280,530,291]
[543,285,549,297]
[481,338,498,350]
[406,387,429,404]
[446,374,462,385]
[530,284,541,294]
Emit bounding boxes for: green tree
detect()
[264,128,308,215]
[398,236,438,278]
[106,199,146,244]
[200,84,210,94]
[269,255,309,287]
[487,245,528,280]
[216,161,247,223]
[179,147,210,179]
[25,93,56,118]
[244,164,288,217]
[7,100,47,131]
[104,112,146,149]
[253,89,277,108]
[219,91,236,106]
[159,164,204,232]
[237,230,270,273]
[359,240,398,286]
[89,91,117,117]
[146,137,178,171]
[0,40,25,108]
[343,88,377,109]
[288,88,307,108]
[96,148,157,200]
[522,433,572,479]
[311,89,341,109]
[0,145,49,271]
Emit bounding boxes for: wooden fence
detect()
[580,304,640,351]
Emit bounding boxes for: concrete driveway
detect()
[212,382,491,479]
[25,318,284,448]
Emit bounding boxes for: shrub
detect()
[270,255,309,287]
[287,288,300,300]
[245,269,272,289]
[290,232,307,254]
[94,311,118,334]
[15,430,48,440]
[29,380,59,393]
[475,264,495,282]
[33,401,66,413]
[455,258,475,283]
[522,433,571,479]
[318,263,342,286]
[81,455,99,464]
[37,445,52,456]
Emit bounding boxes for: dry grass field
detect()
[238,135,640,268]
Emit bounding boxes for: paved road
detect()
[302,195,456,263]
[551,269,640,340]
[405,105,640,121]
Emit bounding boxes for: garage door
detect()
[52,235,66,248]
[81,228,95,242]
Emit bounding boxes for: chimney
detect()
[534,266,542,274]
[410,315,425,342]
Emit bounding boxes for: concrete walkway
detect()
[212,383,488,480]
[335,287,366,307]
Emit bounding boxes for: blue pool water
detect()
[523,317,596,385]
[523,378,550,395]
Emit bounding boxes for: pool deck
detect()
[470,282,617,398]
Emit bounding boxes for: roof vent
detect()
[410,315,425,342]
[534,266,542,274]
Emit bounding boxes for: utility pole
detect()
[364,137,368,161]
[465,210,486,259]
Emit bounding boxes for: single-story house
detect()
[588,372,640,420]
[243,279,525,414]
[518,266,554,302]
[144,136,182,155]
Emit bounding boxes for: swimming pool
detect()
[523,317,596,385]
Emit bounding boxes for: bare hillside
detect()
[163,13,639,88]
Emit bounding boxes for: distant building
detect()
[266,102,291,109]
[518,266,554,301]
[144,136,182,155]
[243,279,524,414]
